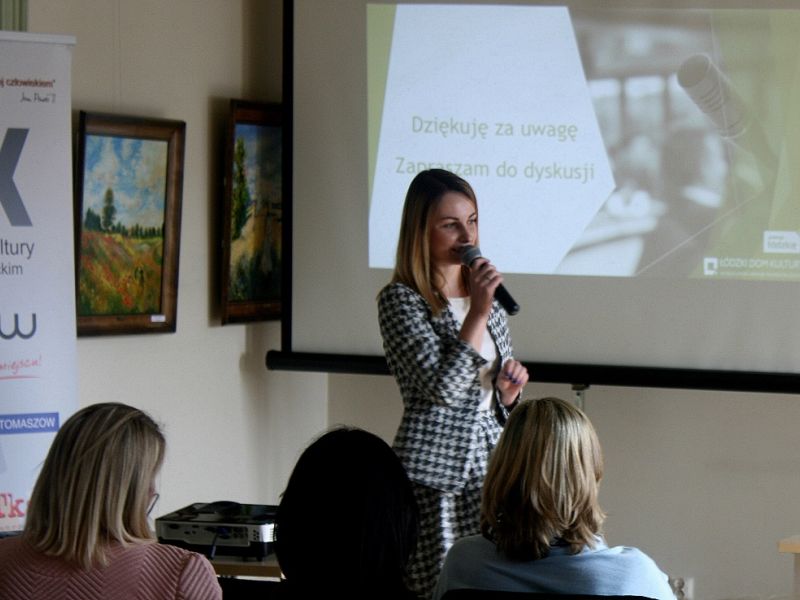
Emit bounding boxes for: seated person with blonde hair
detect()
[434,397,675,600]
[0,402,221,600]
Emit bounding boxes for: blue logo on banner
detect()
[0,412,59,434]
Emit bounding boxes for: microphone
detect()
[460,245,520,316]
[677,53,776,174]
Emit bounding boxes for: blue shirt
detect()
[433,535,676,600]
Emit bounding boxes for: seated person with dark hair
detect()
[434,397,675,600]
[275,426,420,599]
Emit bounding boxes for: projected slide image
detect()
[368,4,615,274]
[367,4,800,282]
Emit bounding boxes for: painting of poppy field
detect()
[77,134,168,316]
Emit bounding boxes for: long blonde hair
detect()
[481,397,605,560]
[23,402,165,569]
[390,169,478,315]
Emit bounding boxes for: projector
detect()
[156,501,277,560]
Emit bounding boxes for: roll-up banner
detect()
[0,31,77,532]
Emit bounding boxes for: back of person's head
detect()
[392,168,478,314]
[275,426,418,597]
[481,397,605,561]
[24,402,165,569]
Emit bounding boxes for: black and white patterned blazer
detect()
[378,282,514,494]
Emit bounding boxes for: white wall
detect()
[578,383,800,600]
[28,0,328,512]
[28,2,800,599]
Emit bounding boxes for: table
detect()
[211,553,282,579]
[778,535,800,599]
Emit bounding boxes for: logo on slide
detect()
[763,231,800,254]
[0,128,31,227]
[703,257,718,276]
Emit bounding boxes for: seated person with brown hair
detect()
[433,397,675,600]
[275,426,420,599]
[0,402,221,600]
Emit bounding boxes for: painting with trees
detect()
[74,112,185,335]
[220,101,283,323]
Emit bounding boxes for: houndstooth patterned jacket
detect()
[378,282,514,494]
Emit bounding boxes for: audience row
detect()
[0,397,675,599]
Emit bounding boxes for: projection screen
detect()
[269,0,800,392]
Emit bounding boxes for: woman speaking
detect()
[378,169,528,597]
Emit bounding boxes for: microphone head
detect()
[460,245,482,266]
[677,53,747,139]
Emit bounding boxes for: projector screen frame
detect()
[266,350,800,394]
[269,0,800,395]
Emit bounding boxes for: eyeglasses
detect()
[147,493,160,517]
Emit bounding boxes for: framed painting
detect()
[74,111,185,335]
[220,100,283,324]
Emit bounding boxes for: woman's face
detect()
[428,191,478,269]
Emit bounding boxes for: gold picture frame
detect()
[74,111,185,335]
